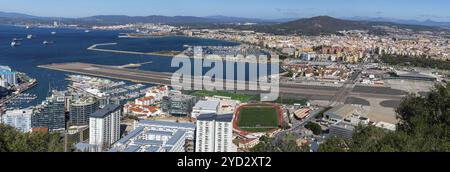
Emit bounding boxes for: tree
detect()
[251,134,309,152]
[316,107,332,119]
[318,136,348,152]
[0,124,64,152]
[305,122,323,135]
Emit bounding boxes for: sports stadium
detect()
[233,103,283,135]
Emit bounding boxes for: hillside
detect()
[0,11,38,18]
[268,16,371,35]
[245,16,441,35]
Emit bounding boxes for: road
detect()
[329,69,362,106]
[274,108,323,141]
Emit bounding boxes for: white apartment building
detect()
[89,104,121,152]
[1,109,33,133]
[214,118,234,152]
[195,113,236,152]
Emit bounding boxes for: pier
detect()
[87,43,180,57]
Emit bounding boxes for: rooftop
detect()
[109,125,188,152]
[72,96,98,105]
[331,121,356,130]
[4,109,33,116]
[197,113,233,122]
[137,120,196,129]
[90,104,121,118]
[325,104,358,120]
[193,100,220,110]
[395,70,437,80]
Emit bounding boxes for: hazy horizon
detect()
[0,0,450,22]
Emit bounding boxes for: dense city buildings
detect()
[122,86,168,117]
[89,104,121,152]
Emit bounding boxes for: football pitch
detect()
[237,106,279,132]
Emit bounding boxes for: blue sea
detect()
[0,25,241,107]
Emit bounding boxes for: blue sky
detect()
[0,0,449,21]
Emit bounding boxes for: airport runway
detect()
[38,62,406,101]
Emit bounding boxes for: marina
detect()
[4,93,38,109]
[0,80,38,107]
[66,74,150,105]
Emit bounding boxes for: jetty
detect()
[87,43,180,57]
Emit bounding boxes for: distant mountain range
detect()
[346,16,450,29]
[80,15,294,24]
[0,11,289,25]
[0,11,448,35]
[0,11,38,19]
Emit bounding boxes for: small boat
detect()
[11,41,20,47]
[26,25,30,29]
[51,31,56,35]
[27,34,33,39]
[85,30,90,33]
[43,41,53,45]
[12,38,23,41]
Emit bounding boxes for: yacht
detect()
[11,41,20,47]
[27,34,33,39]
[43,41,53,45]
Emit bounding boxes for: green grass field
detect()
[237,106,279,132]
[190,90,258,102]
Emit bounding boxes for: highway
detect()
[38,62,405,100]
